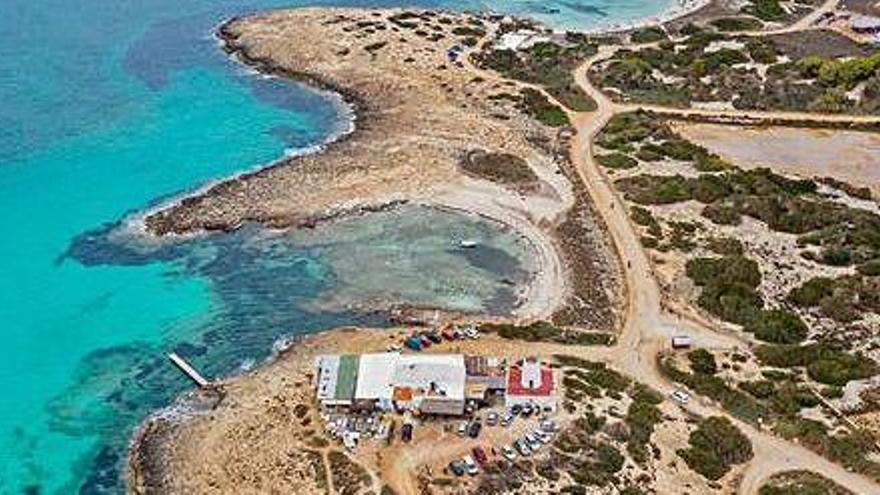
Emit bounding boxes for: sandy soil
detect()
[675,122,880,196]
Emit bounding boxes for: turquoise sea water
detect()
[2,0,673,493]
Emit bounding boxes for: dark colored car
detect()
[468,421,482,438]
[449,460,466,476]
[401,423,413,442]
[424,331,443,343]
[511,404,522,416]
[472,446,488,465]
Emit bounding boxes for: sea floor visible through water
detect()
[2,0,674,492]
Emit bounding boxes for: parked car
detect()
[462,455,479,475]
[521,404,534,417]
[472,446,488,465]
[419,335,432,348]
[468,421,482,438]
[502,445,517,461]
[501,412,514,427]
[441,329,456,341]
[515,439,531,456]
[540,419,556,432]
[510,404,522,416]
[424,331,442,343]
[401,423,413,442]
[486,412,498,426]
[525,433,540,449]
[672,388,690,405]
[449,460,466,476]
[533,429,550,443]
[404,335,422,351]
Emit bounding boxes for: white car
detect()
[460,326,479,339]
[525,433,540,449]
[462,455,479,475]
[457,421,468,436]
[533,430,550,443]
[487,411,498,426]
[671,388,690,405]
[502,445,517,461]
[515,439,531,456]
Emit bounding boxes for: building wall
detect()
[420,398,465,416]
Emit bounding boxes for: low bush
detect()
[756,343,878,386]
[519,88,569,127]
[631,26,668,44]
[710,17,764,32]
[597,152,638,169]
[742,309,808,344]
[688,349,719,375]
[678,416,753,480]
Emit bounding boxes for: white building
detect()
[353,353,467,416]
[505,358,557,411]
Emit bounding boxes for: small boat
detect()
[459,240,478,249]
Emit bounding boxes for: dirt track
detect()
[566,41,880,495]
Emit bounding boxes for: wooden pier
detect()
[168,352,211,388]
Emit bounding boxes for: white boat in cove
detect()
[458,240,479,249]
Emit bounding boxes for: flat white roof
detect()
[355,353,466,402]
[316,355,341,402]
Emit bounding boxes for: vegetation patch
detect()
[480,321,615,346]
[677,416,753,480]
[755,343,878,386]
[459,150,538,184]
[518,88,569,127]
[478,39,598,111]
[759,469,854,495]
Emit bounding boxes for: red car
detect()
[441,330,456,341]
[472,446,488,465]
[419,335,432,348]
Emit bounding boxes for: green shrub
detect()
[742,309,809,344]
[597,152,638,169]
[740,379,776,399]
[756,344,878,386]
[631,26,668,44]
[686,256,761,288]
[678,416,753,480]
[746,0,786,21]
[706,237,744,256]
[703,203,742,225]
[688,349,719,375]
[519,88,569,127]
[710,17,764,32]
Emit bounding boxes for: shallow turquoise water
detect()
[2,0,673,492]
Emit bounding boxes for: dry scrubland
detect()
[595,110,880,481]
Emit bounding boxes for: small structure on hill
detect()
[505,358,556,411]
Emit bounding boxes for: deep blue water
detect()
[1,0,672,493]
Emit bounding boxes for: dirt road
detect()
[567,46,880,495]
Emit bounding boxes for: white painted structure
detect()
[354,353,466,415]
